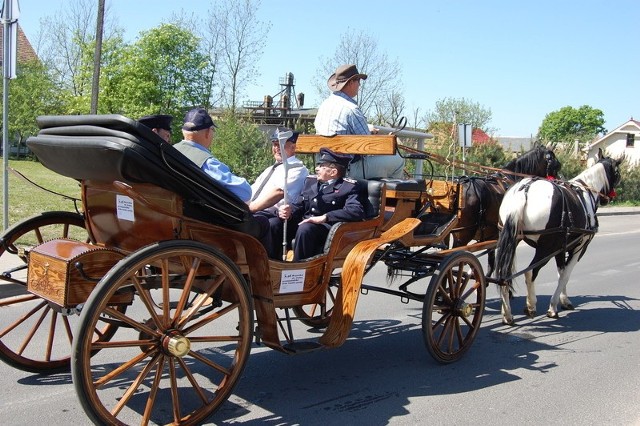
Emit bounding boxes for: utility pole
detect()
[90,0,105,114]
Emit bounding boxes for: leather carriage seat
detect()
[376,178,426,193]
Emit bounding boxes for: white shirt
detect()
[251,155,309,208]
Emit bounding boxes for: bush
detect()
[210,112,272,182]
[614,162,640,204]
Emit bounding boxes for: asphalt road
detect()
[0,212,638,425]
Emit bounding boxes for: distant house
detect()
[584,118,639,166]
[0,24,39,64]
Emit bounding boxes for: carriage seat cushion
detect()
[377,178,425,192]
[360,178,384,219]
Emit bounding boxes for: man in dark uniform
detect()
[138,114,173,143]
[276,147,365,261]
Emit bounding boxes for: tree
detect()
[424,97,495,134]
[100,23,213,138]
[313,29,403,124]
[2,60,63,145]
[34,0,121,114]
[205,0,268,111]
[538,105,606,147]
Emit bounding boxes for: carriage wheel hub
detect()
[458,302,473,318]
[163,331,191,357]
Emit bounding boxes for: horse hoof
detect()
[546,311,559,319]
[524,308,536,318]
[561,303,575,311]
[502,318,516,326]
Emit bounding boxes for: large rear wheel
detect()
[0,211,94,372]
[72,240,254,425]
[422,251,485,363]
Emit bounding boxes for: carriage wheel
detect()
[422,251,486,364]
[292,277,338,328]
[72,240,254,426]
[0,211,103,372]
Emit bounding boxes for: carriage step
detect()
[413,212,457,237]
[282,341,323,353]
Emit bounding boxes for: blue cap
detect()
[182,108,216,131]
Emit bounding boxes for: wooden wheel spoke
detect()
[18,303,50,355]
[172,257,200,323]
[46,311,58,361]
[91,338,156,350]
[94,350,154,388]
[0,300,47,338]
[175,357,210,404]
[63,316,74,345]
[112,353,164,418]
[188,349,232,376]
[34,227,44,244]
[161,259,171,328]
[169,358,181,423]
[182,302,239,336]
[132,275,166,331]
[177,275,225,329]
[103,306,159,337]
[141,356,166,425]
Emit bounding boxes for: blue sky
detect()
[14,0,640,137]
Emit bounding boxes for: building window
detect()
[626,133,635,148]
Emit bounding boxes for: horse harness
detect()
[517,177,599,265]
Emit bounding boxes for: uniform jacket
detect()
[290,176,365,225]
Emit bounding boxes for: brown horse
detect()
[451,144,562,276]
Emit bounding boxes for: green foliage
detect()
[210,112,272,181]
[552,149,585,180]
[467,140,507,169]
[424,97,495,134]
[2,60,64,144]
[538,105,606,146]
[615,162,640,203]
[100,23,214,141]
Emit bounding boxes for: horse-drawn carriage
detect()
[0,114,620,425]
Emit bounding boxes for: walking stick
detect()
[276,129,293,260]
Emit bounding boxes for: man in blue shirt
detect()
[314,64,405,179]
[174,108,252,202]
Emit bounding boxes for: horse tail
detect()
[495,187,526,287]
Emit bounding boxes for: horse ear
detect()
[597,147,604,159]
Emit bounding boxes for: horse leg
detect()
[548,255,579,318]
[524,270,537,318]
[500,283,515,326]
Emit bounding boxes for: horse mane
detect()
[502,145,546,174]
[570,161,610,194]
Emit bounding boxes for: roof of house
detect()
[586,118,640,150]
[0,24,38,64]
[472,128,491,143]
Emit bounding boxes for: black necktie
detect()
[251,163,280,201]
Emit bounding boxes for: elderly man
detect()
[138,114,173,143]
[173,107,252,202]
[249,127,309,213]
[314,64,405,179]
[276,148,365,261]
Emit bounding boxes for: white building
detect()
[585,118,639,166]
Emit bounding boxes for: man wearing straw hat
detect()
[314,64,405,179]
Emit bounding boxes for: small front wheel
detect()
[422,251,485,363]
